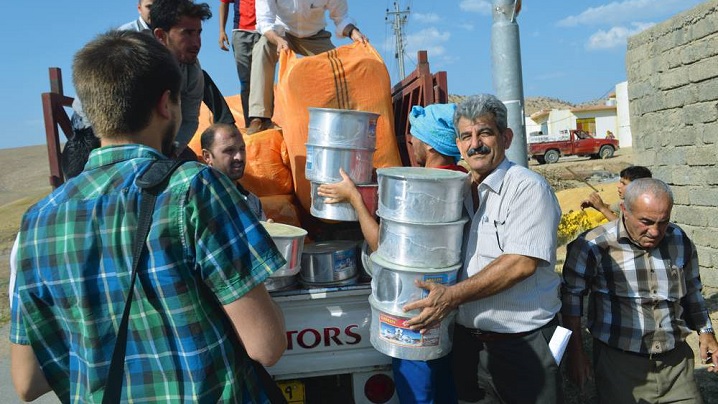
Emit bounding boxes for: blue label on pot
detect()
[306,145,313,171]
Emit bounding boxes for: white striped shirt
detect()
[456,158,562,332]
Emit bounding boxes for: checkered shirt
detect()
[10,145,285,402]
[561,218,712,355]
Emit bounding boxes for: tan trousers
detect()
[594,340,703,403]
[248,29,335,119]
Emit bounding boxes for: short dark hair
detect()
[620,166,652,181]
[200,123,240,150]
[150,0,211,32]
[72,30,181,139]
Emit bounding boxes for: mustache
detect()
[467,145,491,156]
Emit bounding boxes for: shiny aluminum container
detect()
[300,240,359,283]
[369,295,456,360]
[305,144,375,184]
[261,221,308,277]
[376,216,468,268]
[377,167,468,223]
[370,253,460,316]
[307,107,379,149]
[310,182,378,221]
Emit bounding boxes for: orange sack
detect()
[275,42,402,213]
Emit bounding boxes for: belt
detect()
[464,327,534,343]
[460,317,558,343]
[597,340,678,360]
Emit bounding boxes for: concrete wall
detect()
[615,81,633,148]
[626,0,718,285]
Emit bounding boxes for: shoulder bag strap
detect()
[102,159,186,403]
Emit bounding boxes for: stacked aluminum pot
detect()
[261,221,308,292]
[369,167,469,361]
[306,107,379,221]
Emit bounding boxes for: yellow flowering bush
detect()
[557,209,609,246]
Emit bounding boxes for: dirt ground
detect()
[1,145,716,402]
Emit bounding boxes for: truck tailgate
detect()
[268,284,392,379]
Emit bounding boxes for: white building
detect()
[525,81,632,148]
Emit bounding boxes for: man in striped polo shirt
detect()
[405,94,564,403]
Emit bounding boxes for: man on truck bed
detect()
[247,0,368,134]
[404,94,563,403]
[9,30,287,402]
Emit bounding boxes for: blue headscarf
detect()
[409,103,461,162]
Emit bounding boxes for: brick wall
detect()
[626,0,718,285]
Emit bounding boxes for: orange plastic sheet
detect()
[275,42,402,212]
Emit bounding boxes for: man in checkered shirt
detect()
[562,178,718,403]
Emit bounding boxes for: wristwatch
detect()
[698,327,715,335]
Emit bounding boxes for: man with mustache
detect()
[404,94,564,403]
[201,122,265,220]
[9,30,286,402]
[562,178,718,403]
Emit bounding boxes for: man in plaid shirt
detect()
[10,30,286,402]
[562,178,718,403]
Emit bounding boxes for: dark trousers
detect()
[453,321,563,404]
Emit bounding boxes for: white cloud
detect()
[412,12,441,23]
[586,22,655,50]
[459,0,492,15]
[405,27,451,57]
[557,0,698,27]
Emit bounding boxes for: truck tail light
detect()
[364,373,395,403]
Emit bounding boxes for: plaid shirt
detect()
[561,217,712,355]
[10,145,285,403]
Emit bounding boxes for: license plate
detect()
[278,379,305,403]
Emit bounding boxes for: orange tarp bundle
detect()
[186,42,401,221]
[275,42,402,212]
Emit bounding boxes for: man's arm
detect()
[317,168,379,251]
[580,192,616,221]
[11,344,52,401]
[562,315,593,388]
[404,253,539,331]
[222,284,287,366]
[202,70,235,125]
[218,1,231,51]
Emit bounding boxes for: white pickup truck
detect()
[269,283,399,404]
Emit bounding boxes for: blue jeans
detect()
[392,355,458,404]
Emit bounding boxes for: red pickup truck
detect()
[528,129,619,164]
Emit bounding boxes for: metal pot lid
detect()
[260,221,308,238]
[305,142,375,151]
[376,167,468,181]
[308,107,379,117]
[303,240,359,254]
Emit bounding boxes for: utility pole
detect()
[386,2,410,80]
[491,0,527,167]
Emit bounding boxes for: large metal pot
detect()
[310,182,378,221]
[377,167,468,223]
[370,253,459,316]
[369,295,456,361]
[376,216,468,268]
[261,221,308,277]
[308,107,379,149]
[300,240,359,283]
[305,144,375,184]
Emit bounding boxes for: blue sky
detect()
[0,0,705,149]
